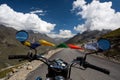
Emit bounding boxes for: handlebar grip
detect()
[85,62,110,75]
[8,55,28,59]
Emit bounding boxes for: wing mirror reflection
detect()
[16,30,29,42]
[97,38,111,51]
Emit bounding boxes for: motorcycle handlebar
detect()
[84,62,110,75]
[8,54,50,66]
[8,55,110,75]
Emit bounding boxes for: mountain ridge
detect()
[0,24,57,69]
[65,29,111,44]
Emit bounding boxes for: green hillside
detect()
[102,28,120,38]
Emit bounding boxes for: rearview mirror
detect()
[16,30,29,42]
[97,39,111,51]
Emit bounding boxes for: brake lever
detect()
[19,59,24,62]
[72,63,86,70]
[73,57,88,70]
[18,57,33,62]
[18,58,27,62]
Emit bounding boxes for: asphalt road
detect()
[26,49,120,80]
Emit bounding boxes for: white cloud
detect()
[0,4,56,33]
[72,0,86,10]
[47,30,75,38]
[30,10,45,16]
[74,24,87,33]
[73,0,120,32]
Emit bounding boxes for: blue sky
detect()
[0,0,120,38]
[0,0,81,33]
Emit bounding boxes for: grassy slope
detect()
[102,28,120,38]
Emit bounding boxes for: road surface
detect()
[26,49,120,80]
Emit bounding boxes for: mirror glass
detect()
[97,39,110,51]
[16,30,28,42]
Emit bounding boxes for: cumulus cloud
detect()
[0,4,56,33]
[30,10,45,16]
[47,30,75,38]
[74,24,87,33]
[73,0,120,32]
[73,0,86,10]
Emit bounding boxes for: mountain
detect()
[26,30,58,44]
[102,28,120,39]
[0,25,57,69]
[65,30,111,44]
[101,28,120,61]
[66,28,120,61]
[28,31,68,44]
[54,38,69,44]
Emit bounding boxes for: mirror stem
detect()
[34,49,37,54]
[84,51,98,61]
